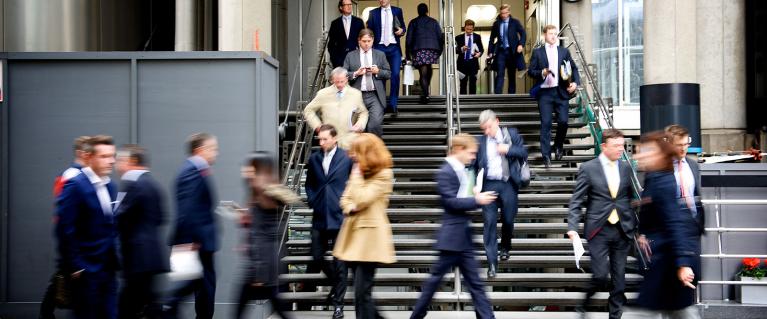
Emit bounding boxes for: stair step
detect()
[289,222,578,234]
[383,111,581,121]
[272,311,618,319]
[286,238,584,250]
[291,207,572,220]
[296,194,573,206]
[392,180,575,192]
[283,255,636,268]
[392,168,579,178]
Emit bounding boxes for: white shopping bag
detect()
[403,64,415,85]
[168,245,203,281]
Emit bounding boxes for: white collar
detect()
[546,42,558,49]
[343,14,351,18]
[598,153,617,167]
[492,128,504,141]
[121,169,149,182]
[189,155,210,171]
[81,166,110,185]
[382,5,391,10]
[445,156,465,173]
[325,146,338,158]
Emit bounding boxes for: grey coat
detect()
[343,48,391,108]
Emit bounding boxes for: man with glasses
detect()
[328,0,364,68]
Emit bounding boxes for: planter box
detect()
[739,276,767,305]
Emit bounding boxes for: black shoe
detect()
[500,249,510,261]
[575,305,586,319]
[419,95,428,104]
[487,264,497,278]
[333,307,344,319]
[543,157,552,168]
[555,147,564,161]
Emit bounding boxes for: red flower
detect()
[743,258,760,269]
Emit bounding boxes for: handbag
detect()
[53,272,74,309]
[501,128,531,188]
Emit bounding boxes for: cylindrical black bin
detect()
[639,83,702,153]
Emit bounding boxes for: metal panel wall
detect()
[0,52,279,318]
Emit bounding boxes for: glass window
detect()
[592,0,643,106]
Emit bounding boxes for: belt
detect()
[362,90,377,93]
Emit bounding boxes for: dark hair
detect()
[601,129,624,143]
[639,131,676,172]
[83,135,114,154]
[120,144,149,166]
[245,151,275,173]
[664,124,689,138]
[337,0,351,12]
[464,19,475,27]
[318,124,338,137]
[73,135,91,152]
[358,28,375,40]
[187,132,215,155]
[417,3,428,16]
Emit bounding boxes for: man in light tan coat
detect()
[304,67,369,149]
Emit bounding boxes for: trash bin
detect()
[640,83,702,153]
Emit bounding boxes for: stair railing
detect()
[442,0,461,147]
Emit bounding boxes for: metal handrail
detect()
[442,0,461,147]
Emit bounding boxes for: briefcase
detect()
[53,272,74,309]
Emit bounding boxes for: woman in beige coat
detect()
[332,133,396,319]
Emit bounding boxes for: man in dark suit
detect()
[55,135,118,319]
[410,134,497,319]
[40,135,90,319]
[328,0,364,68]
[166,132,219,319]
[664,124,705,233]
[456,19,484,95]
[344,28,391,137]
[305,124,353,319]
[487,4,526,94]
[366,0,406,113]
[473,110,528,278]
[115,144,170,319]
[528,24,580,168]
[566,129,636,319]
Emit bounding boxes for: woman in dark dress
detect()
[405,3,443,104]
[634,131,700,319]
[235,152,300,319]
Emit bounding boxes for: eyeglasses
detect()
[341,3,353,6]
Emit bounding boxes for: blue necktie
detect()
[465,35,472,60]
[502,21,509,48]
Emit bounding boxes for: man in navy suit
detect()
[55,135,118,319]
[305,124,353,319]
[488,4,526,94]
[328,0,365,68]
[473,110,528,278]
[166,132,219,319]
[115,144,169,319]
[411,134,497,319]
[366,0,406,113]
[456,19,484,95]
[527,24,580,168]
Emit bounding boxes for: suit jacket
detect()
[303,85,369,149]
[488,17,526,56]
[455,33,484,76]
[473,127,528,189]
[328,15,365,68]
[55,170,118,273]
[116,171,170,276]
[170,158,218,252]
[434,161,479,252]
[366,6,406,51]
[343,48,391,108]
[685,157,706,234]
[567,157,637,240]
[637,171,699,311]
[333,168,396,264]
[528,45,581,100]
[305,148,353,231]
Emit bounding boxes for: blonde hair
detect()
[450,133,477,153]
[499,4,510,11]
[349,133,393,178]
[543,24,558,33]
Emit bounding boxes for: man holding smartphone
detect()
[344,28,391,137]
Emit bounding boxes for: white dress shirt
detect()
[358,49,374,91]
[673,157,697,214]
[445,156,470,198]
[189,155,210,171]
[485,129,505,181]
[115,169,149,212]
[598,153,621,194]
[342,14,351,39]
[81,166,114,217]
[380,6,396,45]
[323,146,338,175]
[542,43,559,88]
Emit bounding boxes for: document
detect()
[476,168,484,193]
[168,245,203,281]
[571,233,585,269]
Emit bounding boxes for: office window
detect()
[592,0,643,106]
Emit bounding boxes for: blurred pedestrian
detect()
[406,3,443,104]
[332,133,396,319]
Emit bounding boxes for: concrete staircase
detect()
[279,94,640,315]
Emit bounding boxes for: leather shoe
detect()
[500,249,510,261]
[487,264,497,278]
[333,307,344,319]
[543,157,552,168]
[555,146,564,161]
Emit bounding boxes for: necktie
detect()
[383,8,391,44]
[337,90,343,100]
[465,35,473,60]
[344,17,350,38]
[363,51,372,90]
[502,21,509,48]
[607,161,620,224]
[465,168,475,197]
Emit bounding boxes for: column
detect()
[175,0,198,51]
[561,0,593,64]
[219,0,272,54]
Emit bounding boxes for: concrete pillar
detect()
[561,0,593,64]
[697,0,747,152]
[219,0,272,54]
[175,0,197,51]
[643,0,697,84]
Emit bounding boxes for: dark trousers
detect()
[72,269,118,319]
[494,48,518,94]
[362,91,384,137]
[410,250,494,319]
[119,272,161,319]
[537,87,569,160]
[39,272,59,319]
[310,229,347,308]
[235,284,292,319]
[459,72,478,95]
[347,262,379,319]
[164,251,216,319]
[482,180,518,267]
[584,223,631,319]
[374,44,401,110]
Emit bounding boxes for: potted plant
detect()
[737,257,767,304]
